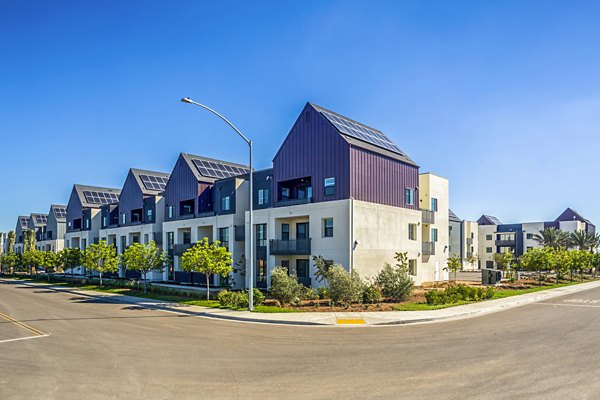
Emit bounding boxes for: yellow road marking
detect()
[0,311,47,336]
[336,318,366,325]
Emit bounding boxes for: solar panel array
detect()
[319,109,405,156]
[191,159,249,180]
[54,207,67,219]
[34,214,48,224]
[83,190,120,205]
[19,217,29,227]
[139,174,169,191]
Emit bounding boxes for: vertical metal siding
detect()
[273,105,350,203]
[66,188,83,232]
[118,171,144,226]
[349,146,419,209]
[164,154,212,220]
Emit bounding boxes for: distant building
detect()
[448,210,479,271]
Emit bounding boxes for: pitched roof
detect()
[180,153,250,183]
[129,168,171,196]
[29,213,48,228]
[50,204,67,221]
[17,216,29,230]
[478,215,502,225]
[555,208,594,227]
[449,209,461,223]
[73,184,122,208]
[309,103,418,166]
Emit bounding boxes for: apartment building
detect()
[246,103,449,287]
[477,208,595,268]
[99,168,170,279]
[29,213,48,251]
[449,210,479,271]
[64,184,122,258]
[36,205,67,252]
[161,153,250,287]
[13,216,29,254]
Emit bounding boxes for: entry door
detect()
[296,223,309,240]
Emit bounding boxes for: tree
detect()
[328,265,363,306]
[23,229,37,253]
[569,249,591,280]
[58,248,82,278]
[551,249,571,283]
[532,227,570,249]
[181,238,233,300]
[7,231,16,254]
[446,255,462,282]
[493,250,514,280]
[519,248,550,284]
[0,253,18,275]
[82,240,119,287]
[121,241,168,293]
[39,251,61,282]
[270,266,304,305]
[313,255,332,285]
[22,249,43,275]
[466,253,479,268]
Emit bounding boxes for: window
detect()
[258,189,269,205]
[404,188,414,205]
[180,199,194,216]
[131,209,142,223]
[121,214,126,225]
[281,224,289,241]
[120,236,126,254]
[408,223,417,240]
[144,234,149,244]
[82,239,87,250]
[323,218,333,237]
[221,196,230,211]
[256,224,267,247]
[168,206,174,219]
[431,228,438,242]
[219,227,229,250]
[409,259,417,276]
[182,231,191,245]
[431,198,438,212]
[486,234,493,240]
[526,233,533,239]
[167,232,174,250]
[296,259,309,278]
[281,260,290,274]
[102,216,108,228]
[324,177,335,196]
[486,247,493,253]
[486,261,494,268]
[471,232,474,239]
[85,219,90,229]
[147,209,153,223]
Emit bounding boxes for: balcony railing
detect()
[495,239,515,246]
[466,238,473,246]
[421,209,435,224]
[269,239,311,255]
[466,252,474,259]
[173,243,193,256]
[422,241,435,256]
[275,197,313,208]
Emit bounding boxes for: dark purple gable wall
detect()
[349,146,419,209]
[273,104,350,203]
[164,154,210,219]
[66,188,83,232]
[118,171,144,226]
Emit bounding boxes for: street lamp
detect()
[180,97,255,311]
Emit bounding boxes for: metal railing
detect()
[269,239,311,255]
[422,241,435,256]
[421,209,435,224]
[275,197,313,207]
[495,239,515,246]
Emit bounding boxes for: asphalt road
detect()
[1,279,599,400]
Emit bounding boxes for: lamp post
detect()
[180,98,254,311]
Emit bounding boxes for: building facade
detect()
[448,210,479,271]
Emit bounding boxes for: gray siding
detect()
[66,188,83,233]
[118,171,144,226]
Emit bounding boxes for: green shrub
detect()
[217,289,264,309]
[302,287,320,301]
[317,286,329,300]
[425,284,495,305]
[251,288,265,306]
[362,284,382,304]
[270,266,304,305]
[328,265,363,306]
[376,262,414,302]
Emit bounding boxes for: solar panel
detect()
[191,159,249,180]
[34,215,48,224]
[139,174,169,191]
[20,218,28,227]
[54,207,67,219]
[83,190,120,205]
[318,109,405,156]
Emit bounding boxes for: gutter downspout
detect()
[349,197,354,273]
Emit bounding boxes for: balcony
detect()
[495,239,515,246]
[173,243,193,256]
[422,241,435,256]
[466,252,474,258]
[466,238,473,246]
[421,209,435,224]
[275,197,313,208]
[269,239,311,255]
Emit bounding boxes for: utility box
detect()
[482,268,502,285]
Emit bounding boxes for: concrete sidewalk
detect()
[6,278,600,327]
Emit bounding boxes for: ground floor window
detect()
[296,259,309,278]
[409,259,417,276]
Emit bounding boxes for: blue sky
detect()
[2,0,600,231]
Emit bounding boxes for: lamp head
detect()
[181,97,194,104]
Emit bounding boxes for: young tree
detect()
[82,240,119,287]
[121,241,168,293]
[23,229,37,253]
[22,249,43,275]
[313,255,332,285]
[446,255,462,282]
[519,248,550,284]
[493,250,514,280]
[270,266,304,306]
[58,248,83,278]
[39,251,61,282]
[328,265,364,306]
[181,238,233,300]
[7,230,16,254]
[569,249,591,280]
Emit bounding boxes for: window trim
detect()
[323,218,334,238]
[324,177,335,196]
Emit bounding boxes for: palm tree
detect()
[589,233,600,253]
[570,230,591,251]
[532,227,570,249]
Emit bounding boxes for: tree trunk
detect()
[143,271,147,294]
[100,271,103,287]
[206,275,211,301]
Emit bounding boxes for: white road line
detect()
[535,303,600,308]
[0,334,50,344]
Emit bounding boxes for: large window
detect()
[323,218,333,237]
[324,177,335,196]
[404,188,414,205]
[183,231,191,245]
[131,209,142,223]
[408,223,417,240]
[219,227,229,250]
[180,199,194,216]
[431,198,438,212]
[258,189,269,205]
[431,228,438,242]
[256,224,267,247]
[221,196,230,211]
